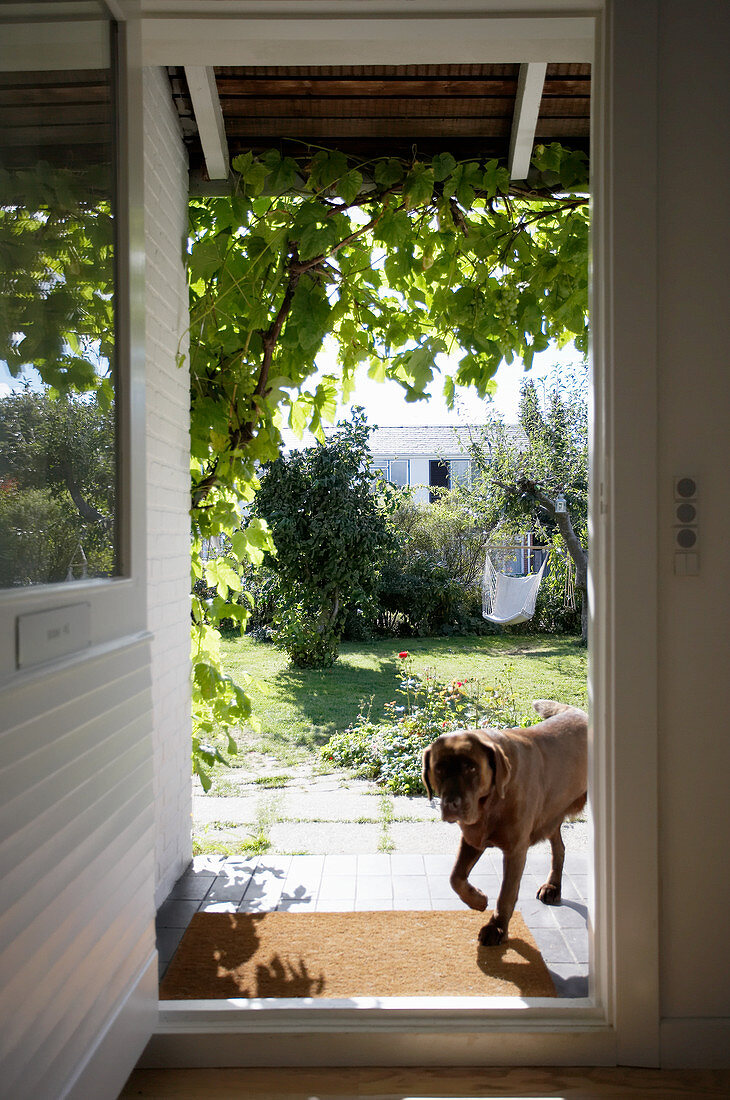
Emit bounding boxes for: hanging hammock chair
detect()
[481,547,550,626]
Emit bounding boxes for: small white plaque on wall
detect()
[17,603,91,669]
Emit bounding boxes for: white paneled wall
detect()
[142,67,193,907]
[0,639,156,1099]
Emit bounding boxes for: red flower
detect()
[398,651,409,659]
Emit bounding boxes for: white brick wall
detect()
[142,67,193,907]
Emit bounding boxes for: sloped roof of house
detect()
[367,423,525,456]
[281,422,526,455]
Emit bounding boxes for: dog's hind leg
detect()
[537,824,565,905]
[450,836,488,911]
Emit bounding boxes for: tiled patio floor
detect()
[157,849,589,998]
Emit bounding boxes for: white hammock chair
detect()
[482,548,550,626]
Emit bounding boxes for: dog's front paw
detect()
[465,885,488,912]
[478,918,506,946]
[537,883,561,905]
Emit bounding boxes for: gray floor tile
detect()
[192,854,226,873]
[562,927,590,964]
[422,854,454,874]
[323,854,358,875]
[315,898,355,911]
[390,854,425,875]
[167,873,215,900]
[357,854,392,875]
[529,926,576,965]
[157,926,185,960]
[156,898,202,929]
[355,898,394,911]
[319,875,357,900]
[393,877,431,902]
[204,879,249,905]
[552,900,588,928]
[277,897,316,912]
[516,899,560,928]
[548,963,590,998]
[356,875,392,900]
[199,900,238,913]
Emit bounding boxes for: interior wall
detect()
[142,67,194,908]
[655,0,730,1034]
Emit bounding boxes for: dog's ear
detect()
[485,741,512,799]
[421,746,434,800]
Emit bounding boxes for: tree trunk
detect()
[516,479,588,645]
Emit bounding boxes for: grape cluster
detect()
[494,283,520,322]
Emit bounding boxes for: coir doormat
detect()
[159,910,556,999]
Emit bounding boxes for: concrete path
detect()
[193,759,589,856]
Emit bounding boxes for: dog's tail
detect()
[532,699,577,719]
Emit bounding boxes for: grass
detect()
[220,633,587,769]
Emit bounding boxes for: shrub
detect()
[322,652,534,795]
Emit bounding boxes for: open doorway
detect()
[158,52,592,1007]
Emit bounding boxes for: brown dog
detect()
[422,700,587,946]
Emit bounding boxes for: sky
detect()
[303,340,584,433]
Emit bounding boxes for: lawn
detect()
[221,633,587,768]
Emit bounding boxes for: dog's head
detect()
[422,730,512,826]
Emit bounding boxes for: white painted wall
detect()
[142,67,194,908]
[654,0,730,1053]
[0,641,157,1100]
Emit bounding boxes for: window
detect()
[0,37,118,587]
[388,458,409,487]
[372,458,410,487]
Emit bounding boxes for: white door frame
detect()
[130,0,661,1068]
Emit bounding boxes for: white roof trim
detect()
[184,65,229,180]
[509,61,548,180]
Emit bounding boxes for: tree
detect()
[187,142,589,778]
[0,388,116,584]
[252,410,394,666]
[467,364,588,640]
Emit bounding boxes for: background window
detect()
[388,459,409,487]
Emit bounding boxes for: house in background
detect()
[370,424,476,503]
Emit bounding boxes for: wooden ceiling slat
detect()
[0,124,111,147]
[0,105,111,127]
[218,97,516,120]
[223,117,513,139]
[0,85,110,106]
[546,62,591,77]
[535,98,590,118]
[535,118,590,137]
[0,69,109,88]
[215,78,521,97]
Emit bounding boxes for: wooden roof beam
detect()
[508,62,547,180]
[184,65,229,180]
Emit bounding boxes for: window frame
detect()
[0,16,149,688]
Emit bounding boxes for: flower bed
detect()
[323,652,536,795]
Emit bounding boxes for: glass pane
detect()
[0,32,118,587]
[389,459,409,486]
[451,458,471,486]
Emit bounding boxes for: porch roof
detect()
[169,61,590,189]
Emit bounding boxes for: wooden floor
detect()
[119,1066,730,1099]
